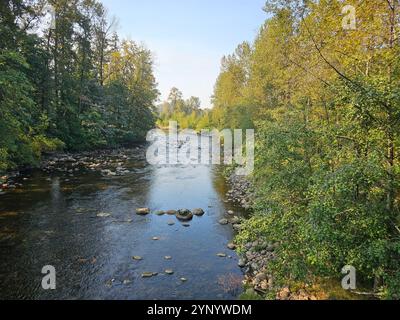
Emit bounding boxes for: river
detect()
[0,138,245,300]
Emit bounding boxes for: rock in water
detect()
[166,210,177,215]
[217,253,227,258]
[136,208,150,215]
[97,212,111,218]
[142,272,156,278]
[176,209,193,221]
[155,210,165,216]
[192,208,205,216]
[238,259,246,268]
[227,243,236,250]
[132,256,143,261]
[219,218,229,225]
[165,269,174,275]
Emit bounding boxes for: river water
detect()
[0,139,245,300]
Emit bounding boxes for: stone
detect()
[180,278,188,282]
[152,237,160,241]
[155,210,165,216]
[217,253,227,258]
[97,212,111,218]
[136,208,150,215]
[166,210,177,215]
[165,269,174,275]
[230,216,241,224]
[279,287,291,299]
[254,273,267,284]
[233,224,242,231]
[219,218,229,225]
[238,259,246,268]
[132,256,143,261]
[227,210,234,215]
[176,209,193,221]
[142,272,156,278]
[227,243,237,250]
[164,256,172,260]
[192,208,205,216]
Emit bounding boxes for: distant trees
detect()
[158,87,211,130]
[0,0,158,171]
[213,1,400,298]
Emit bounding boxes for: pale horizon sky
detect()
[100,0,268,108]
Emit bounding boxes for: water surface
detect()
[0,143,244,300]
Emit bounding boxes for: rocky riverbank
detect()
[225,172,327,300]
[0,147,146,195]
[225,173,255,211]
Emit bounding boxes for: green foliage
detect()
[214,1,400,298]
[157,87,211,130]
[0,0,158,172]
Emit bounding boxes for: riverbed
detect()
[0,142,245,300]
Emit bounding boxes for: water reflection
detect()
[0,146,244,300]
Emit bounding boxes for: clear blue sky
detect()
[100,0,268,108]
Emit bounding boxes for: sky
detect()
[100,0,268,108]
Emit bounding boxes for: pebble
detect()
[217,253,227,258]
[132,256,143,261]
[142,272,156,278]
[97,212,111,218]
[136,208,150,215]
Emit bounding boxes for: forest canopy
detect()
[0,0,159,171]
[210,0,400,298]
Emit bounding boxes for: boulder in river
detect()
[155,210,165,216]
[132,256,143,261]
[227,243,237,250]
[165,269,174,275]
[142,272,157,278]
[192,208,205,216]
[136,208,150,215]
[219,218,229,225]
[238,259,247,268]
[176,209,193,221]
[166,210,177,215]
